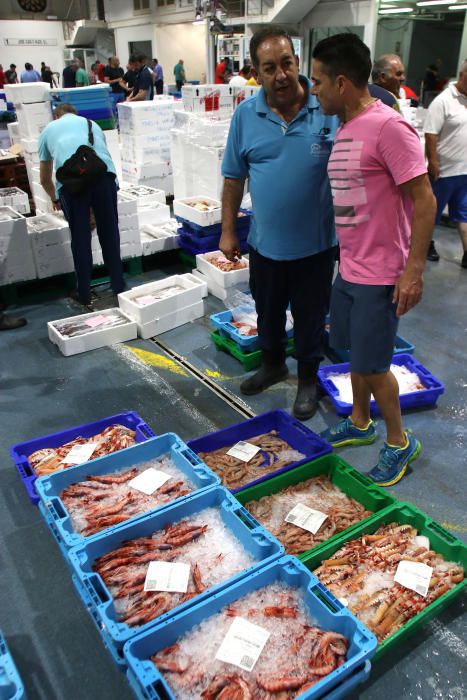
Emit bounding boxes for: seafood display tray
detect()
[173,197,222,228]
[210,330,296,371]
[35,433,220,552]
[196,252,250,289]
[301,502,467,661]
[318,354,444,416]
[235,453,397,559]
[210,309,294,352]
[123,556,376,700]
[178,228,249,256]
[10,410,155,505]
[68,486,284,667]
[324,331,415,364]
[47,308,138,357]
[0,631,25,700]
[175,208,251,236]
[187,409,332,494]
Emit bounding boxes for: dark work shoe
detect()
[427,241,440,262]
[68,289,92,306]
[461,251,467,269]
[240,355,289,395]
[293,381,319,421]
[0,313,27,331]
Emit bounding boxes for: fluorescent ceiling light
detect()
[416,0,453,5]
[448,2,467,6]
[379,6,414,12]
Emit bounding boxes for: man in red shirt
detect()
[215,57,230,84]
[97,61,105,83]
[0,65,5,89]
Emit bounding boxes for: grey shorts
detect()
[330,273,399,374]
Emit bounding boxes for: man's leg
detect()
[428,177,452,261]
[59,188,93,304]
[90,174,125,295]
[350,373,372,427]
[361,371,405,446]
[450,176,467,266]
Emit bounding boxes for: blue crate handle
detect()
[85,573,111,606]
[45,496,66,522]
[325,660,371,700]
[178,447,203,467]
[322,376,340,398]
[232,503,261,530]
[427,520,457,544]
[313,581,344,614]
[137,422,156,440]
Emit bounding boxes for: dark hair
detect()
[153,58,158,63]
[25,62,33,71]
[10,64,16,69]
[249,25,294,68]
[54,103,77,117]
[312,33,371,88]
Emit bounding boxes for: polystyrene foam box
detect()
[16,101,52,138]
[173,196,221,227]
[4,81,50,104]
[137,299,205,339]
[118,273,205,324]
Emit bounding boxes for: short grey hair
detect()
[372,53,400,82]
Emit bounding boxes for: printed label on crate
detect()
[61,442,98,464]
[227,441,261,462]
[85,314,108,328]
[394,560,433,597]
[215,617,270,672]
[129,468,170,495]
[136,294,156,306]
[284,503,328,534]
[144,561,190,593]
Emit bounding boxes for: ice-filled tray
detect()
[48,308,137,357]
[210,308,293,351]
[118,274,204,324]
[173,196,221,227]
[0,631,25,700]
[124,556,376,700]
[35,433,220,553]
[68,486,284,666]
[196,251,249,289]
[10,410,155,505]
[318,354,444,416]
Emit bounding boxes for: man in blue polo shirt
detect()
[126,53,154,101]
[221,25,338,420]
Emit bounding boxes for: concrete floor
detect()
[0,224,465,700]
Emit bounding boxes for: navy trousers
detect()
[248,246,336,369]
[60,173,124,304]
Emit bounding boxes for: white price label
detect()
[61,442,98,465]
[215,617,270,672]
[129,468,170,495]
[144,561,190,593]
[227,441,260,463]
[85,314,108,328]
[285,503,328,534]
[394,560,433,598]
[413,536,430,551]
[136,295,156,306]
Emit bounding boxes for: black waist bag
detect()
[56,119,108,195]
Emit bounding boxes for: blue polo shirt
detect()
[38,113,117,194]
[222,76,338,260]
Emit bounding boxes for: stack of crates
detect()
[50,85,115,130]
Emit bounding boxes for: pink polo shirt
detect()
[328,100,426,285]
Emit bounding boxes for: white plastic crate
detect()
[48,308,137,357]
[173,196,221,227]
[195,251,249,289]
[137,299,205,339]
[118,273,204,324]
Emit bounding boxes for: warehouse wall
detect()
[301,0,377,52]
[114,23,155,67]
[374,19,414,67]
[155,23,208,84]
[0,20,65,76]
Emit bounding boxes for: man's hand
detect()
[393,267,423,316]
[219,230,241,262]
[52,199,61,212]
[428,160,440,181]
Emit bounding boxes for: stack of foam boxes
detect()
[0,187,30,215]
[232,85,260,110]
[27,213,74,279]
[4,82,53,214]
[118,100,175,195]
[0,206,36,284]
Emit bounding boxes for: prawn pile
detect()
[187,200,219,213]
[329,364,425,405]
[150,582,349,699]
[230,309,293,338]
[244,475,373,555]
[29,424,136,477]
[197,431,305,491]
[313,522,464,643]
[205,254,248,272]
[52,310,130,338]
[61,455,196,537]
[93,508,255,628]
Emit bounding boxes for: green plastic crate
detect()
[95,117,116,130]
[301,501,467,660]
[210,329,295,371]
[178,250,196,268]
[235,453,397,559]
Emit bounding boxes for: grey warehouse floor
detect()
[0,223,465,700]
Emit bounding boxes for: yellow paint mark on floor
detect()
[440,521,467,534]
[126,346,188,376]
[205,368,229,380]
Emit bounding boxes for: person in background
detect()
[75,61,90,87]
[221,25,338,420]
[229,65,251,87]
[104,56,126,113]
[174,59,186,91]
[371,54,405,97]
[42,65,57,88]
[424,64,438,92]
[62,60,79,88]
[215,57,230,84]
[5,64,18,84]
[88,63,98,84]
[424,60,467,267]
[312,34,436,486]
[153,58,164,95]
[121,63,138,94]
[0,65,5,89]
[40,61,46,80]
[0,304,26,331]
[126,53,154,101]
[20,63,41,83]
[38,103,125,307]
[96,61,105,83]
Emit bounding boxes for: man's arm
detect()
[127,89,147,102]
[220,178,245,261]
[425,133,440,181]
[40,160,61,211]
[393,173,436,316]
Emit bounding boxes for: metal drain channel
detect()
[150,338,256,420]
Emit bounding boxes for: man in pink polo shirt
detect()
[312,34,436,486]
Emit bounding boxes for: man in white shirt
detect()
[424,60,467,267]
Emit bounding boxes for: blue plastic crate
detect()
[74,107,114,121]
[188,410,332,494]
[175,209,251,237]
[0,631,25,700]
[318,353,444,417]
[10,411,156,505]
[325,329,415,363]
[35,433,220,553]
[68,486,284,667]
[178,231,249,256]
[123,556,376,700]
[210,309,294,352]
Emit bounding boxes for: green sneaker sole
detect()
[331,435,377,448]
[376,440,422,487]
